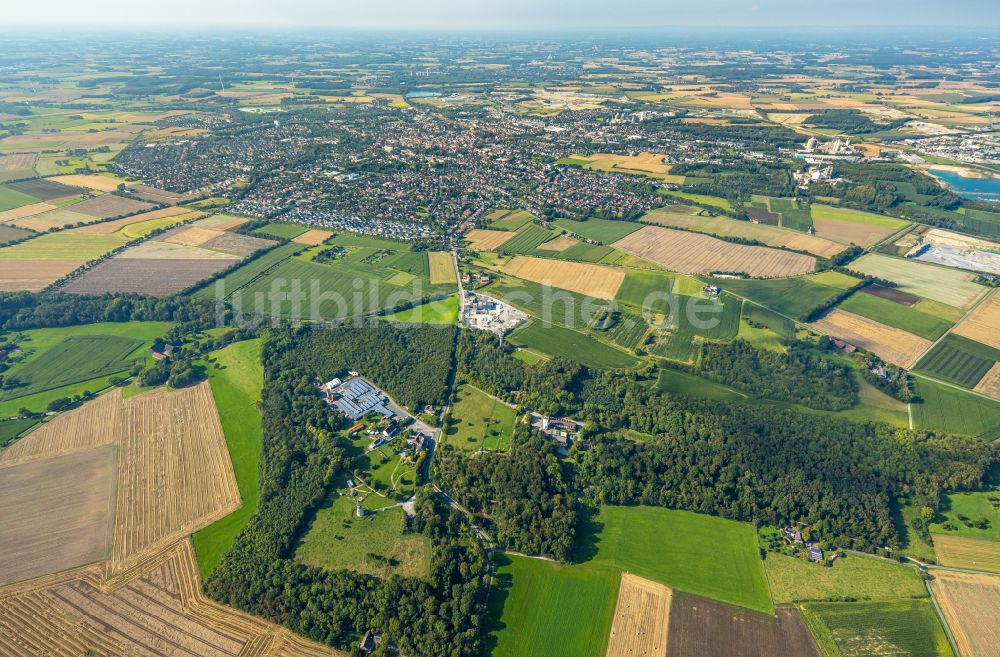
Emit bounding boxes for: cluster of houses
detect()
[530,414,584,453]
[782,526,826,563]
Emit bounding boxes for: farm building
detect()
[326,377,393,420]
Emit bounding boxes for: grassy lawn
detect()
[381,294,459,325]
[191,339,264,579]
[911,377,1000,439]
[582,505,773,613]
[810,204,910,229]
[0,418,38,447]
[802,599,954,657]
[252,221,309,239]
[930,467,1000,542]
[665,190,734,211]
[552,217,642,243]
[656,367,745,401]
[508,320,638,369]
[294,494,431,580]
[839,291,953,341]
[719,273,859,320]
[445,384,518,451]
[0,321,170,416]
[764,552,925,604]
[482,553,620,657]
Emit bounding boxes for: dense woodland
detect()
[206,324,483,657]
[695,339,859,410]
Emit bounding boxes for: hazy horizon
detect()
[17,0,1000,30]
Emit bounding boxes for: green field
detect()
[192,339,265,579]
[915,334,1000,388]
[665,190,734,211]
[649,293,741,361]
[509,320,638,369]
[601,312,649,350]
[656,366,745,401]
[382,294,459,325]
[930,486,1000,543]
[743,302,796,340]
[0,322,170,415]
[811,204,910,230]
[444,383,518,451]
[582,505,773,613]
[0,185,39,212]
[0,418,39,448]
[497,224,557,253]
[839,291,953,340]
[552,217,642,243]
[802,600,954,657]
[911,377,1000,439]
[718,272,859,320]
[252,221,309,239]
[851,253,985,309]
[295,494,431,579]
[484,554,620,657]
[193,242,300,299]
[769,198,814,232]
[488,277,612,328]
[490,209,536,231]
[0,233,127,260]
[764,552,925,604]
[614,269,676,314]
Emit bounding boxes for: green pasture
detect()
[445,383,518,451]
[508,320,638,369]
[801,599,954,657]
[764,552,925,604]
[910,377,1000,439]
[839,291,953,340]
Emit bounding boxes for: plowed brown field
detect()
[614,226,816,278]
[606,573,671,657]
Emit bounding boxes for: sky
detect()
[15,0,1000,30]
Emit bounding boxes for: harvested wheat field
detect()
[575,152,672,174]
[0,539,343,657]
[0,259,85,291]
[429,251,457,285]
[503,255,625,299]
[161,225,224,246]
[118,240,238,260]
[7,208,95,232]
[538,235,579,252]
[465,228,516,251]
[70,206,193,234]
[641,211,845,259]
[606,573,672,657]
[197,214,249,231]
[49,174,129,193]
[0,153,36,172]
[665,592,819,657]
[953,291,1000,350]
[292,228,333,245]
[124,184,190,205]
[614,226,816,278]
[974,363,1000,399]
[110,383,239,572]
[0,446,117,586]
[201,232,276,257]
[0,389,122,466]
[933,535,1000,573]
[930,571,1000,657]
[0,201,56,223]
[61,257,236,296]
[810,309,931,368]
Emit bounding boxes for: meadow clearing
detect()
[444,383,518,451]
[382,294,460,325]
[810,308,932,368]
[295,495,432,580]
[614,226,816,278]
[851,253,986,309]
[191,339,265,578]
[763,552,925,604]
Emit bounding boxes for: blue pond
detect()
[930,169,1000,201]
